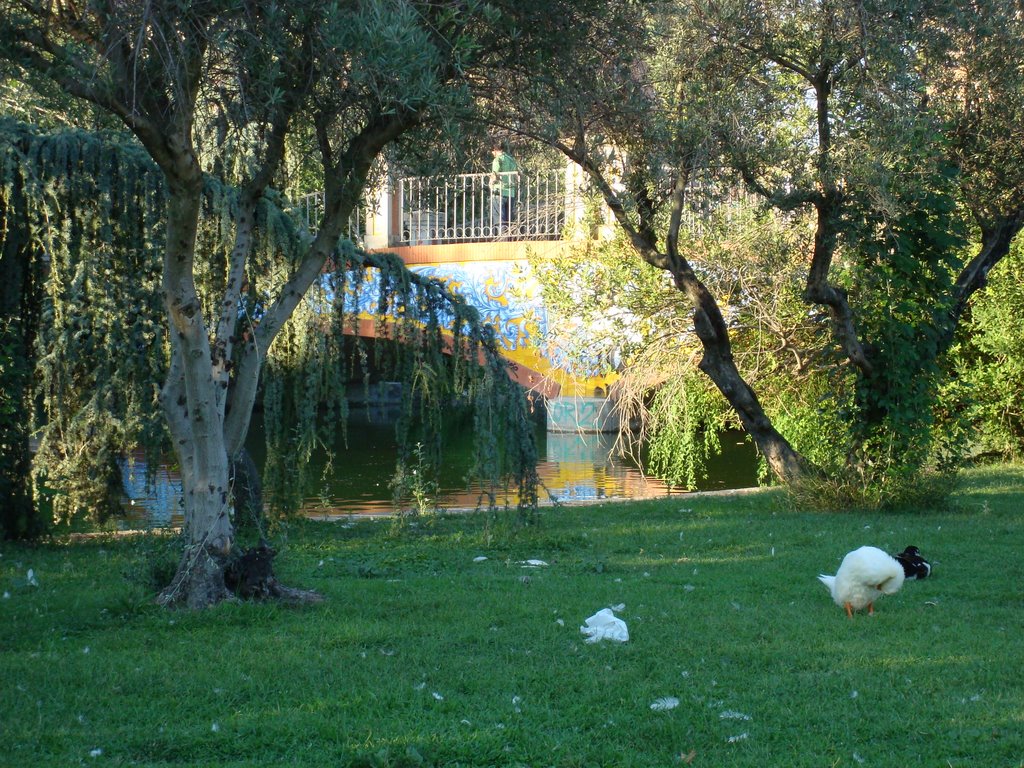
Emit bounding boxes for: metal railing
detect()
[294,168,754,247]
[397,169,565,246]
[296,192,364,243]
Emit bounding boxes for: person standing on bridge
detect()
[489,140,519,236]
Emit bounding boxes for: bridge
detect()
[302,164,622,433]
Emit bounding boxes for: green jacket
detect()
[491,152,518,197]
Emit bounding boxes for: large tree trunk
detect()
[155,173,235,609]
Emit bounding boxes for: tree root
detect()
[156,543,233,609]
[224,542,324,605]
[157,541,323,608]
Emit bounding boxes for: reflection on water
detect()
[541,431,671,504]
[120,412,759,526]
[121,456,183,526]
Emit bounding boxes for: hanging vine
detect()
[1,119,167,524]
[1,118,538,530]
[261,245,539,526]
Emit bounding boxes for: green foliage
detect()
[388,441,441,531]
[0,318,43,538]
[0,121,43,538]
[946,237,1024,458]
[0,119,167,525]
[643,373,725,489]
[784,461,962,513]
[760,373,850,483]
[839,160,970,485]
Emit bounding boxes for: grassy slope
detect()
[1,464,1022,768]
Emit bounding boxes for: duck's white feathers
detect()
[818,546,905,612]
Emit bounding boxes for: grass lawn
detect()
[1,464,1022,767]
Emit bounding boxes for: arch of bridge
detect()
[366,240,616,400]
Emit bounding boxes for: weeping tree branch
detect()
[224,105,424,457]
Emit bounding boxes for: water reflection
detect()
[119,415,758,526]
[542,431,663,504]
[120,454,183,528]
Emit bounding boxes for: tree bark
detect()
[680,268,811,483]
[156,167,235,608]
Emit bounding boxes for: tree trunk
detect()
[684,278,812,484]
[156,173,235,609]
[230,447,264,532]
[696,347,809,483]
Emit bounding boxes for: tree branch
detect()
[938,207,1024,353]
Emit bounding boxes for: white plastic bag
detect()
[580,608,629,643]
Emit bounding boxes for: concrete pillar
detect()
[362,170,391,250]
[564,160,588,239]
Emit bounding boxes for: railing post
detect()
[394,177,407,247]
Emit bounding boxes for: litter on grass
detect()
[650,697,679,711]
[720,710,752,721]
[580,608,629,643]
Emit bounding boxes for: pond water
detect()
[122,409,760,526]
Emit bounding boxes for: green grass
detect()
[1,464,1023,767]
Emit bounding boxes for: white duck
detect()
[819,546,905,618]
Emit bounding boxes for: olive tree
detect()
[491,0,1024,502]
[0,0,538,607]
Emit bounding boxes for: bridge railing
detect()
[396,169,565,246]
[294,168,754,249]
[296,191,364,243]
